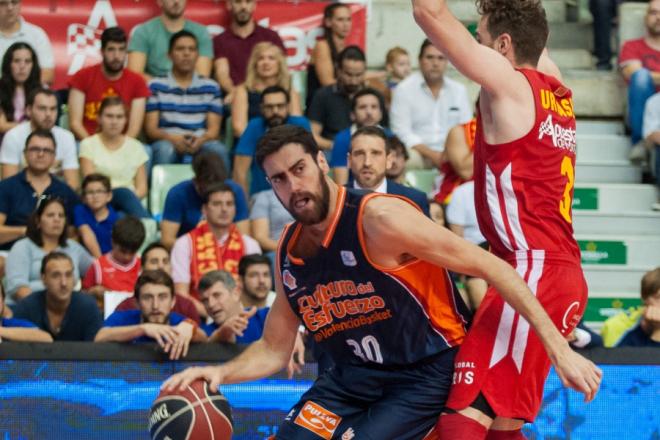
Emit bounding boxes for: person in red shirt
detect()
[82,215,145,306]
[212,0,285,103]
[620,0,660,153]
[68,27,150,141]
[414,0,602,438]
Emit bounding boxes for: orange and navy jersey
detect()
[277,187,470,367]
[473,68,581,262]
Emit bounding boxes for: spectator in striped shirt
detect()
[144,30,229,169]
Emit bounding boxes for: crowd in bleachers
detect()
[0,0,658,355]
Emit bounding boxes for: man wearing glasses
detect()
[0,0,54,85]
[232,85,311,197]
[0,129,79,274]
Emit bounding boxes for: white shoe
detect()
[629,142,649,165]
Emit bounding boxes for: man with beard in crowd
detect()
[308,46,366,152]
[213,0,285,102]
[68,27,150,141]
[238,254,275,308]
[233,85,311,197]
[128,0,212,79]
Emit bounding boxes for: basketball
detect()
[149,379,233,440]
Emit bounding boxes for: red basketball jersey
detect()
[473,68,580,261]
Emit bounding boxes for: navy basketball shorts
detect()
[276,347,456,440]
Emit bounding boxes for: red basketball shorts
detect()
[445,250,588,422]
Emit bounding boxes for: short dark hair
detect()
[419,39,435,59]
[351,87,388,126]
[141,242,169,267]
[27,87,56,107]
[135,270,175,299]
[350,126,389,153]
[261,85,290,103]
[25,129,56,151]
[169,30,198,53]
[337,45,366,69]
[202,181,235,204]
[198,270,236,294]
[111,216,146,254]
[641,267,660,302]
[256,125,319,170]
[101,26,127,50]
[98,96,126,117]
[476,0,548,65]
[193,151,227,185]
[238,254,272,277]
[82,173,112,193]
[387,136,409,160]
[41,251,73,275]
[27,197,68,247]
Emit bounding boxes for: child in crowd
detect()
[75,173,120,258]
[82,216,145,307]
[385,46,411,89]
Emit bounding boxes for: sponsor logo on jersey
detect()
[294,401,341,440]
[561,301,581,331]
[282,270,297,290]
[340,250,357,267]
[538,114,576,154]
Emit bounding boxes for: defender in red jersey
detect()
[413,0,603,437]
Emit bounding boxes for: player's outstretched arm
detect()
[362,196,602,401]
[411,0,516,95]
[162,282,301,393]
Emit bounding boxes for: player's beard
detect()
[287,169,330,226]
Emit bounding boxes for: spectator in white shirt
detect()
[1,88,79,190]
[390,39,472,169]
[446,181,487,309]
[0,0,54,85]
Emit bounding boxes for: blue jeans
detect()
[112,187,150,218]
[150,139,230,171]
[629,69,657,144]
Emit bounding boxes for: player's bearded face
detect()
[288,168,330,225]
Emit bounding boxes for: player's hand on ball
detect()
[552,347,602,403]
[162,366,225,393]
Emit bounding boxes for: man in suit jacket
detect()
[347,126,430,217]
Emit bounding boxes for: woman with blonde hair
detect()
[231,42,301,137]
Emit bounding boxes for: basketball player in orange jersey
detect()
[163,125,599,439]
[413,0,602,438]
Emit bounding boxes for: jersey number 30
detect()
[559,156,574,223]
[346,335,383,363]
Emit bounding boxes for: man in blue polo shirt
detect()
[232,85,311,197]
[95,269,207,360]
[160,151,249,250]
[198,269,268,344]
[0,129,79,254]
[144,30,228,169]
[0,283,52,342]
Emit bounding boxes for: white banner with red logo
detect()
[22,0,366,89]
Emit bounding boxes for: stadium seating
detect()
[404,169,438,195]
[149,164,194,221]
